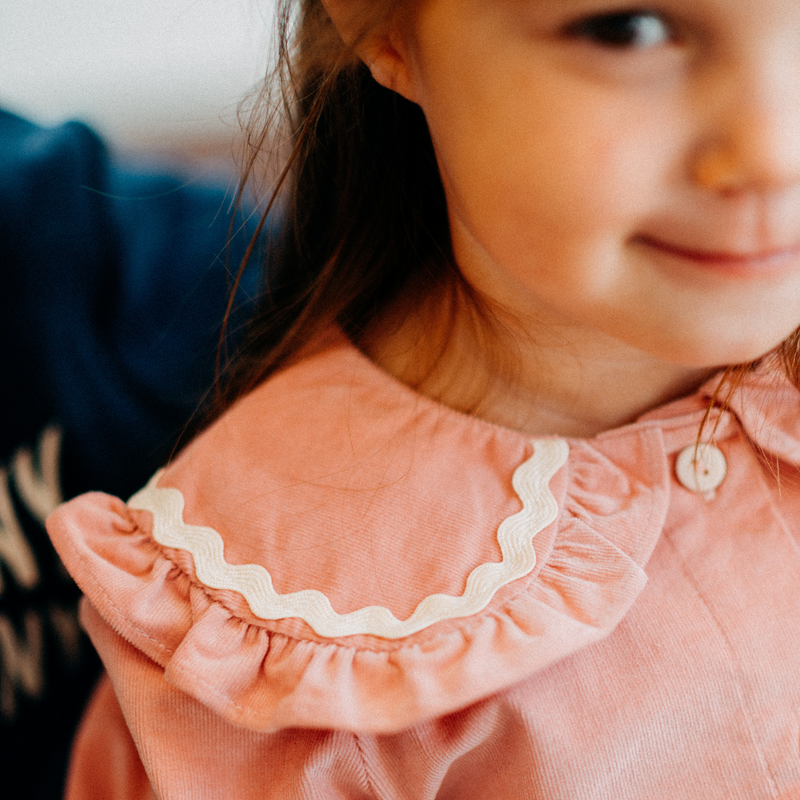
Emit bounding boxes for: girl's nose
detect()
[692,54,800,196]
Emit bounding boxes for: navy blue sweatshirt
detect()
[0,109,265,798]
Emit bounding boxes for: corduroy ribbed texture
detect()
[49,336,800,798]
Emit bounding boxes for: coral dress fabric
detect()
[48,335,800,799]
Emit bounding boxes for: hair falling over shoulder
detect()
[215,0,800,428]
[213,0,456,414]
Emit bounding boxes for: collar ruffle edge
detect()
[47,422,671,733]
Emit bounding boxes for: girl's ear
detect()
[321,0,420,103]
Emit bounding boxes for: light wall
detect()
[0,0,274,148]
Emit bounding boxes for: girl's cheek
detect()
[420,42,690,249]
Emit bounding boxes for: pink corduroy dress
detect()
[47,333,800,799]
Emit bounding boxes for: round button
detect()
[675,443,727,494]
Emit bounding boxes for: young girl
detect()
[47,0,800,797]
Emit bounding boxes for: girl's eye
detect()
[564,10,674,49]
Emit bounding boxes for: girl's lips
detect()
[635,235,800,274]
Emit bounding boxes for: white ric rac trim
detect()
[128,439,569,640]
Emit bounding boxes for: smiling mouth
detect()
[635,235,800,275]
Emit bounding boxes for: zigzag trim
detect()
[128,439,569,639]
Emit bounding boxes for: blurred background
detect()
[0,0,274,169]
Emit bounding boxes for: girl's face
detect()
[394,0,800,369]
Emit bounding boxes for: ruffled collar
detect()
[48,334,800,732]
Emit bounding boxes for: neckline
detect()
[325,330,717,445]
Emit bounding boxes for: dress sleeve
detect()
[65,670,156,800]
[73,602,376,800]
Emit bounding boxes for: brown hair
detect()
[216,0,459,411]
[218,0,800,425]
